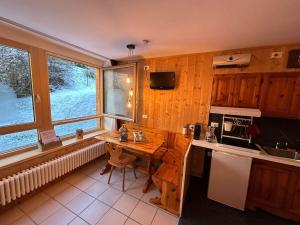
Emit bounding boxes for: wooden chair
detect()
[107,143,137,192]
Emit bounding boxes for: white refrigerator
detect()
[208,150,252,210]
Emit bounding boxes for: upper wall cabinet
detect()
[211,73,300,119]
[260,73,300,119]
[211,74,262,108]
[211,75,236,107]
[234,74,263,108]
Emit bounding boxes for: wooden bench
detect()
[151,133,191,215]
[120,123,191,215]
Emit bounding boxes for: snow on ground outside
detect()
[0,67,96,153]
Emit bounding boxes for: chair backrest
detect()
[107,143,123,162]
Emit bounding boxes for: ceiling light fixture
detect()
[126,44,135,108]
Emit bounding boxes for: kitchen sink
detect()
[263,146,300,160]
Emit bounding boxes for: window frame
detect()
[101,63,137,122]
[0,39,40,156]
[0,39,38,135]
[0,37,103,156]
[46,52,103,138]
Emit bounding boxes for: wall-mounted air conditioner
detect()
[213,53,251,68]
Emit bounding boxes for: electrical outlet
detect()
[144,65,150,71]
[271,52,283,59]
[142,114,148,119]
[211,122,219,128]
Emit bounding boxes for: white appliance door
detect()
[208,150,252,210]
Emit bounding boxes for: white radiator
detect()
[0,141,106,206]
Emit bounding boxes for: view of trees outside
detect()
[0,44,36,152]
[0,44,98,153]
[48,56,97,137]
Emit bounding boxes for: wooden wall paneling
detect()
[140,53,214,133]
[137,44,300,133]
[136,61,145,124]
[214,45,300,75]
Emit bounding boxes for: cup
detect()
[224,121,233,132]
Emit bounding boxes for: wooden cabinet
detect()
[247,159,300,221]
[247,161,290,209]
[234,74,263,108]
[260,73,299,118]
[211,72,300,119]
[211,75,235,106]
[211,73,262,108]
[286,173,300,215]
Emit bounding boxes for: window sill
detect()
[0,129,108,171]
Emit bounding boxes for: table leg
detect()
[143,155,153,193]
[99,152,111,175]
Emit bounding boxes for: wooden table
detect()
[95,132,164,193]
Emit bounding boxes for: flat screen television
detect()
[150,72,175,90]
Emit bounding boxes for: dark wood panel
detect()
[234,74,263,108]
[211,75,235,106]
[260,73,299,118]
[247,159,300,221]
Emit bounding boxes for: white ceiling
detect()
[1,0,300,59]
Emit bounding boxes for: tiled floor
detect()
[0,158,179,225]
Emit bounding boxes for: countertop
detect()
[192,139,300,168]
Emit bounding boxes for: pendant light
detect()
[126,44,135,108]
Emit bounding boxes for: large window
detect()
[48,56,99,137]
[0,44,37,153]
[0,40,102,155]
[103,64,136,120]
[0,44,35,126]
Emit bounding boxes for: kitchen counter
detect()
[192,139,300,168]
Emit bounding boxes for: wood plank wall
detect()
[135,44,300,133]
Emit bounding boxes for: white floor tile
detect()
[44,181,70,197]
[113,194,139,216]
[18,192,50,213]
[0,207,24,225]
[97,187,123,206]
[74,176,97,191]
[130,201,157,225]
[135,175,148,185]
[54,185,81,205]
[79,200,110,225]
[28,198,62,224]
[85,181,110,198]
[141,187,160,206]
[65,173,83,184]
[66,192,95,214]
[86,169,103,181]
[124,218,141,225]
[99,170,121,184]
[112,176,135,192]
[126,181,145,199]
[96,208,127,225]
[40,207,76,225]
[151,209,179,225]
[68,216,89,225]
[10,215,35,225]
[80,164,99,175]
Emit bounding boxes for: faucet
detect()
[275,130,289,150]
